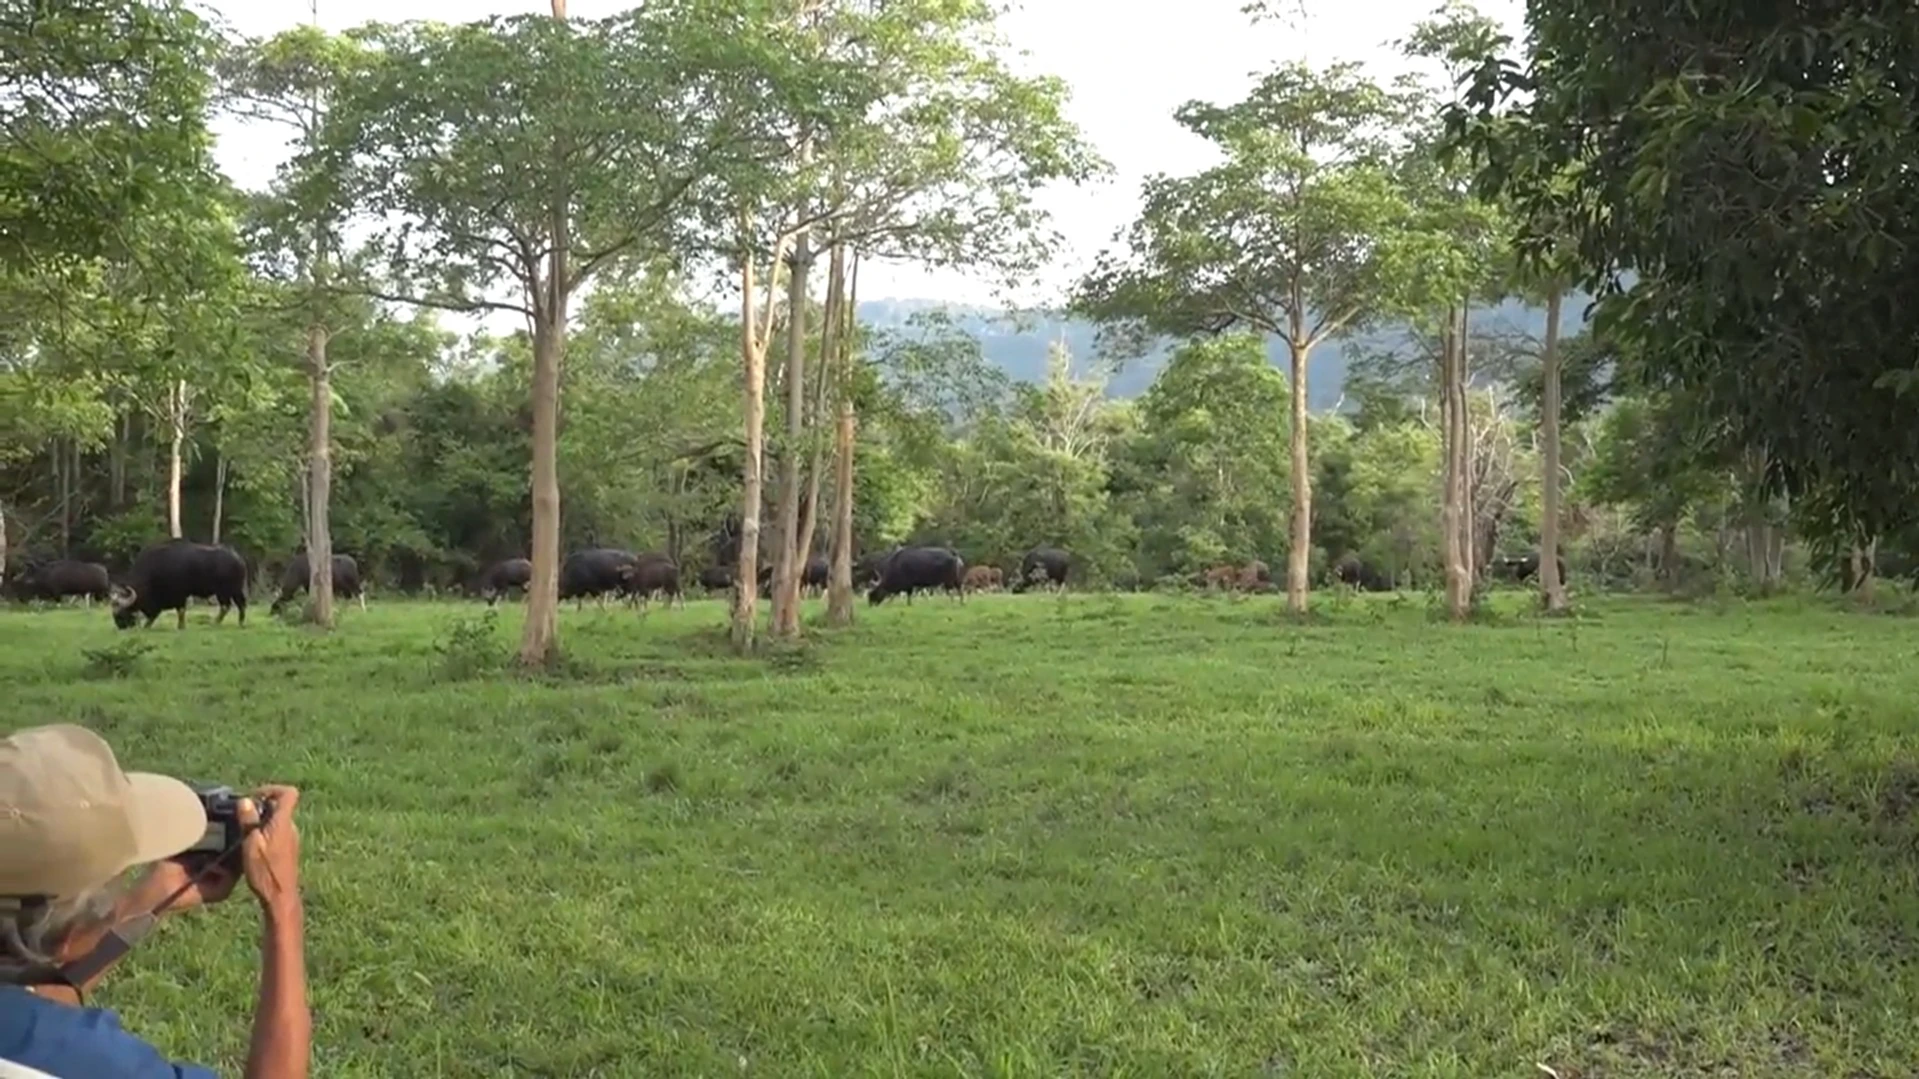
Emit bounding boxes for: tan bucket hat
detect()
[0,725,206,899]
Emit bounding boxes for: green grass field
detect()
[5,591,1918,1077]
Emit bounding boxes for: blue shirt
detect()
[0,986,216,1078]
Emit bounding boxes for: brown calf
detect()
[963,565,1004,593]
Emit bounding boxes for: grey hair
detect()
[0,876,128,985]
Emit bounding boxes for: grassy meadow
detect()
[3,589,1918,1077]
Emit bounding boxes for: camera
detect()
[186,785,274,860]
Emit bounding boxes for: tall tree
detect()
[1074,61,1420,613]
[319,6,764,663]
[799,0,1099,629]
[1491,0,1919,562]
[725,0,1100,635]
[224,22,366,626]
[730,217,792,651]
[824,248,860,622]
[768,137,815,639]
[1398,7,1513,619]
[1423,0,1583,612]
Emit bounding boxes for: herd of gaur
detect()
[2,538,1562,630]
[0,540,1078,629]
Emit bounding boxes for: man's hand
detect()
[137,858,241,914]
[240,786,309,1079]
[239,785,301,913]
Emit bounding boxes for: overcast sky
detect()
[205,0,1524,315]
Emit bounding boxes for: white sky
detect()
[205,0,1524,319]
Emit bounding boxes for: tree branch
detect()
[344,285,533,320]
[1305,305,1363,348]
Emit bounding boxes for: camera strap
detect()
[51,843,243,1000]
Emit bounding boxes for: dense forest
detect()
[4,0,1916,661]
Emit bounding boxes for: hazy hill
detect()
[856,296,1594,410]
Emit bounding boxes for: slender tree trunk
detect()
[733,243,769,652]
[110,412,128,508]
[520,307,564,663]
[1745,522,1773,591]
[828,399,857,623]
[1284,328,1311,614]
[772,173,814,637]
[307,323,335,627]
[1440,307,1470,620]
[794,263,832,606]
[166,380,188,539]
[211,452,227,545]
[1456,304,1476,589]
[1659,520,1680,589]
[55,438,70,557]
[519,0,570,663]
[297,467,311,546]
[0,498,7,588]
[1539,288,1568,611]
[826,252,860,626]
[796,244,846,599]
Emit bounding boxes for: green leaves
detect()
[0,0,221,275]
[317,6,768,315]
[1511,0,1919,550]
[1123,335,1292,572]
[1073,61,1420,349]
[720,0,1104,291]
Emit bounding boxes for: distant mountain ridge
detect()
[856,296,1594,410]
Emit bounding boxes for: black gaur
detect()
[270,553,365,616]
[6,559,110,605]
[1492,552,1567,584]
[109,540,248,630]
[1012,546,1070,592]
[867,546,966,606]
[698,564,733,593]
[560,548,640,609]
[1332,555,1392,592]
[477,557,533,606]
[623,553,683,609]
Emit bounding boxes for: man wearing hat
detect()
[0,725,309,1078]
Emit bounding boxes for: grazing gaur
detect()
[697,564,734,593]
[963,565,1003,593]
[1201,560,1270,592]
[560,548,644,609]
[622,553,683,609]
[477,557,533,606]
[109,540,248,630]
[1492,551,1566,584]
[801,556,829,596]
[1202,564,1241,590]
[1332,554,1392,592]
[867,546,966,606]
[269,552,365,616]
[1012,546,1070,592]
[699,561,773,595]
[5,559,110,605]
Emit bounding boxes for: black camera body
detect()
[188,784,273,859]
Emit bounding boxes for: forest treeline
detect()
[4,0,1915,660]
